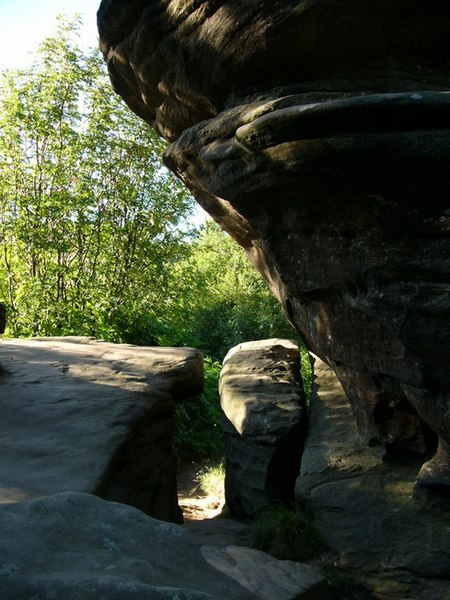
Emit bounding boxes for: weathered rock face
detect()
[0,337,203,522]
[0,492,258,600]
[296,356,450,599]
[219,339,305,518]
[97,0,450,486]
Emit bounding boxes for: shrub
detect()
[196,461,225,499]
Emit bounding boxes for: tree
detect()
[161,219,297,359]
[0,16,194,337]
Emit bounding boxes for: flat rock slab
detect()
[296,356,450,600]
[201,544,330,600]
[0,491,257,600]
[0,337,203,520]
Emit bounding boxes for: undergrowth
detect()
[246,505,327,562]
[300,342,312,403]
[174,356,223,460]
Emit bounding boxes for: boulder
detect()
[296,356,450,599]
[0,491,258,600]
[0,337,203,522]
[219,339,304,518]
[97,0,450,486]
[201,545,330,600]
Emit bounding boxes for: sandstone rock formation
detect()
[0,491,258,600]
[219,339,304,517]
[0,337,203,522]
[296,356,450,599]
[0,339,332,600]
[97,0,450,486]
[0,490,334,600]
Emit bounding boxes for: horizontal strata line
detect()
[235,91,450,149]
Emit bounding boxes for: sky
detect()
[0,0,99,70]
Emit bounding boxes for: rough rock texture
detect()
[201,545,330,600]
[296,356,450,599]
[0,337,203,522]
[0,492,258,600]
[185,518,249,548]
[219,339,304,518]
[0,338,328,600]
[97,0,450,486]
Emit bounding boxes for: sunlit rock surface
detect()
[0,337,203,522]
[97,0,450,487]
[219,339,304,517]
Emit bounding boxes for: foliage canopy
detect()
[0,16,193,339]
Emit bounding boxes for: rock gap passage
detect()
[176,461,225,522]
[0,336,334,600]
[177,338,307,524]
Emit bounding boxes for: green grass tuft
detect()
[246,505,327,562]
[196,461,226,499]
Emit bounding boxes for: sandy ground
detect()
[177,462,225,522]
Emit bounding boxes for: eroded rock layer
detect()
[296,356,450,599]
[0,337,203,522]
[97,1,450,484]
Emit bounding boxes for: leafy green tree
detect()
[162,219,297,360]
[0,16,194,338]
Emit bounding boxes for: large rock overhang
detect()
[97,0,450,486]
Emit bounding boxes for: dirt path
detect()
[177,462,225,523]
[177,461,250,548]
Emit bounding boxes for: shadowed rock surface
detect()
[0,337,203,522]
[0,492,258,600]
[97,0,450,487]
[219,339,304,518]
[296,356,450,599]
